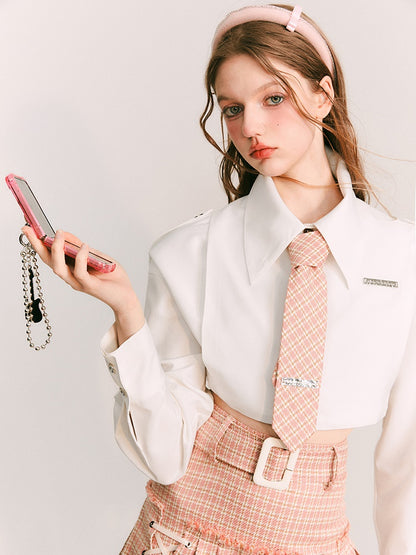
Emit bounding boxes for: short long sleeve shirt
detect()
[101,149,416,554]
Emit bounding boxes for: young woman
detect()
[22,4,416,555]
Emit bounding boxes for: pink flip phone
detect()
[5,174,116,273]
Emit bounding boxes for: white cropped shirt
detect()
[101,150,416,554]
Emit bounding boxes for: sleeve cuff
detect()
[100,320,151,356]
[100,320,166,400]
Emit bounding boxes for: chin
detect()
[254,163,291,178]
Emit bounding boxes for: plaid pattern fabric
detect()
[120,403,359,555]
[272,230,330,451]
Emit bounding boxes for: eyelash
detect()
[222,94,285,119]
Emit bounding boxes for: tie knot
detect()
[287,229,329,268]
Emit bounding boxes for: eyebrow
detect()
[216,80,282,103]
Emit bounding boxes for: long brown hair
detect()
[200,3,387,212]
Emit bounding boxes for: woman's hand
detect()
[21,225,145,344]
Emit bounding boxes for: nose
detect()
[241,104,265,138]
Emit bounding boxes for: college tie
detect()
[272,229,330,452]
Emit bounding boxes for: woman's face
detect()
[214,54,330,180]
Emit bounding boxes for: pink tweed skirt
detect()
[120,403,359,555]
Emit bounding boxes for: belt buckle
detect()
[253,437,300,490]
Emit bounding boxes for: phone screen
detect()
[14,176,55,238]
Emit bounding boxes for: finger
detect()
[21,225,52,264]
[73,242,92,287]
[50,230,78,285]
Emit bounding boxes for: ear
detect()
[315,75,334,120]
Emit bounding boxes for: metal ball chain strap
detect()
[19,233,53,350]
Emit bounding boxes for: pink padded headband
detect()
[211,4,334,76]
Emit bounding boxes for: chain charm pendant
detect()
[19,233,53,350]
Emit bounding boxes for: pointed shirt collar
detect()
[243,149,363,289]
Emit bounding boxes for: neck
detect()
[271,147,342,224]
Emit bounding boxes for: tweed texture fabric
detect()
[272,229,330,451]
[120,403,359,555]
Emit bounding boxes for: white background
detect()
[0,1,415,553]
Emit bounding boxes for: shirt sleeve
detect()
[100,252,214,485]
[373,302,416,554]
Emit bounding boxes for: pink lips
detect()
[249,144,276,160]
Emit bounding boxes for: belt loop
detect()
[324,446,338,491]
[198,410,234,461]
[213,415,234,461]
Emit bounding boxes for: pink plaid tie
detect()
[272,229,330,452]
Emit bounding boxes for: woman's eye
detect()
[266,95,284,105]
[223,105,242,118]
